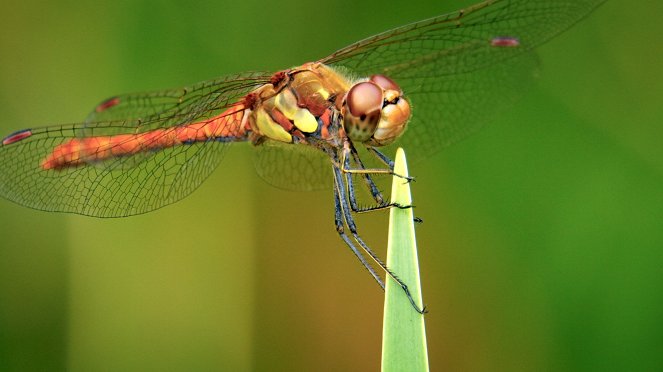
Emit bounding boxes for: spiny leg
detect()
[367,146,417,185]
[342,145,413,214]
[343,152,393,212]
[367,146,423,223]
[348,146,383,204]
[333,165,385,289]
[366,146,395,169]
[340,140,413,183]
[333,164,426,314]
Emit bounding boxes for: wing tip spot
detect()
[491,36,521,47]
[95,97,121,112]
[2,129,33,145]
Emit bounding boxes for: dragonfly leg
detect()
[359,146,423,223]
[348,147,384,204]
[333,167,385,289]
[345,169,413,214]
[340,142,414,183]
[368,146,416,183]
[334,165,426,314]
[366,146,394,169]
[344,152,392,212]
[342,146,413,214]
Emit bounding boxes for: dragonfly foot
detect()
[401,283,427,315]
[392,202,414,210]
[393,173,415,183]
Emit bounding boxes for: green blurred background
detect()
[0,0,661,371]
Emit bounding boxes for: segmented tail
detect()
[42,106,247,170]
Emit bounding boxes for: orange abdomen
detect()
[42,106,247,170]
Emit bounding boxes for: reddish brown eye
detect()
[346,82,383,117]
[343,82,383,142]
[370,74,401,93]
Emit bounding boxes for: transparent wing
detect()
[253,140,332,191]
[381,51,540,162]
[1,0,606,205]
[0,72,271,217]
[83,72,271,134]
[322,0,605,161]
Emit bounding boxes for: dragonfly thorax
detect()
[341,74,411,147]
[248,64,410,148]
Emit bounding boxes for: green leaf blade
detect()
[381,148,429,372]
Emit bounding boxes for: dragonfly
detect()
[0,0,605,313]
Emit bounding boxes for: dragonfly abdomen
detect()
[41,106,248,170]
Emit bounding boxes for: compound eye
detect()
[370,74,401,93]
[347,82,383,117]
[343,82,383,142]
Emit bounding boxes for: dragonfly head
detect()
[342,74,410,147]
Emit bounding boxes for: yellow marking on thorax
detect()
[275,89,298,119]
[255,108,292,143]
[274,89,317,133]
[292,109,317,133]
